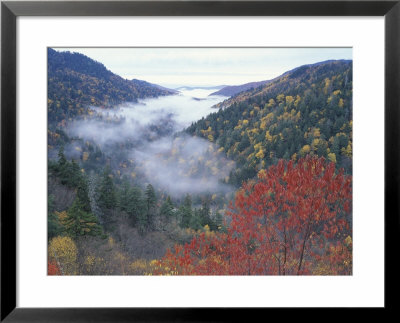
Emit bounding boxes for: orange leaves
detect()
[153,156,351,275]
[48,259,61,275]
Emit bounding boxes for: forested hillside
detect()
[187,60,352,185]
[48,48,175,124]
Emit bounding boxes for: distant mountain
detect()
[48,48,175,124]
[209,80,271,97]
[209,60,352,98]
[187,60,353,185]
[176,85,227,91]
[131,79,178,94]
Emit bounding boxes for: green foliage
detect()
[49,146,83,188]
[97,166,117,210]
[159,196,174,219]
[63,197,103,238]
[118,180,146,226]
[187,60,353,185]
[145,184,157,211]
[179,194,193,228]
[48,194,63,239]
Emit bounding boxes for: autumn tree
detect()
[48,259,61,275]
[48,236,78,275]
[153,156,352,275]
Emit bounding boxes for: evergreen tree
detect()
[118,179,131,212]
[97,166,116,210]
[199,199,212,227]
[159,196,174,219]
[76,176,91,213]
[48,194,63,240]
[57,145,67,166]
[145,184,156,227]
[63,197,103,238]
[179,194,192,228]
[189,208,202,230]
[215,211,224,231]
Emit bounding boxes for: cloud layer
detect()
[66,89,234,197]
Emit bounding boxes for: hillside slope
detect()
[187,60,353,185]
[209,80,271,97]
[48,48,175,124]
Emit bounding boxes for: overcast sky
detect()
[55,47,352,88]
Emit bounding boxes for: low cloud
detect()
[64,89,234,197]
[133,135,235,198]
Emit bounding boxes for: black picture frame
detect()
[1,0,399,321]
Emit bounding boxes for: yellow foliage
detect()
[265,131,273,142]
[311,138,321,150]
[130,259,148,274]
[85,255,96,267]
[300,144,311,156]
[341,141,352,158]
[327,153,337,163]
[294,95,301,107]
[285,96,294,105]
[324,78,331,94]
[254,142,262,151]
[313,128,321,138]
[257,169,266,178]
[55,210,68,223]
[82,151,89,161]
[48,236,78,275]
[276,94,285,103]
[267,98,275,107]
[255,149,264,159]
[344,235,352,247]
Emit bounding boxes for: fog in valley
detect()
[62,88,235,198]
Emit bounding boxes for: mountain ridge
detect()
[48,49,175,124]
[187,59,353,185]
[209,59,352,98]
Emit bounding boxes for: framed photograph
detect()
[1,0,399,321]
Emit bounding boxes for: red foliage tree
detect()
[48,259,61,275]
[153,156,352,275]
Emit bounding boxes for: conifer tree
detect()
[159,196,174,219]
[97,166,116,210]
[179,194,192,228]
[63,197,103,238]
[145,184,156,227]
